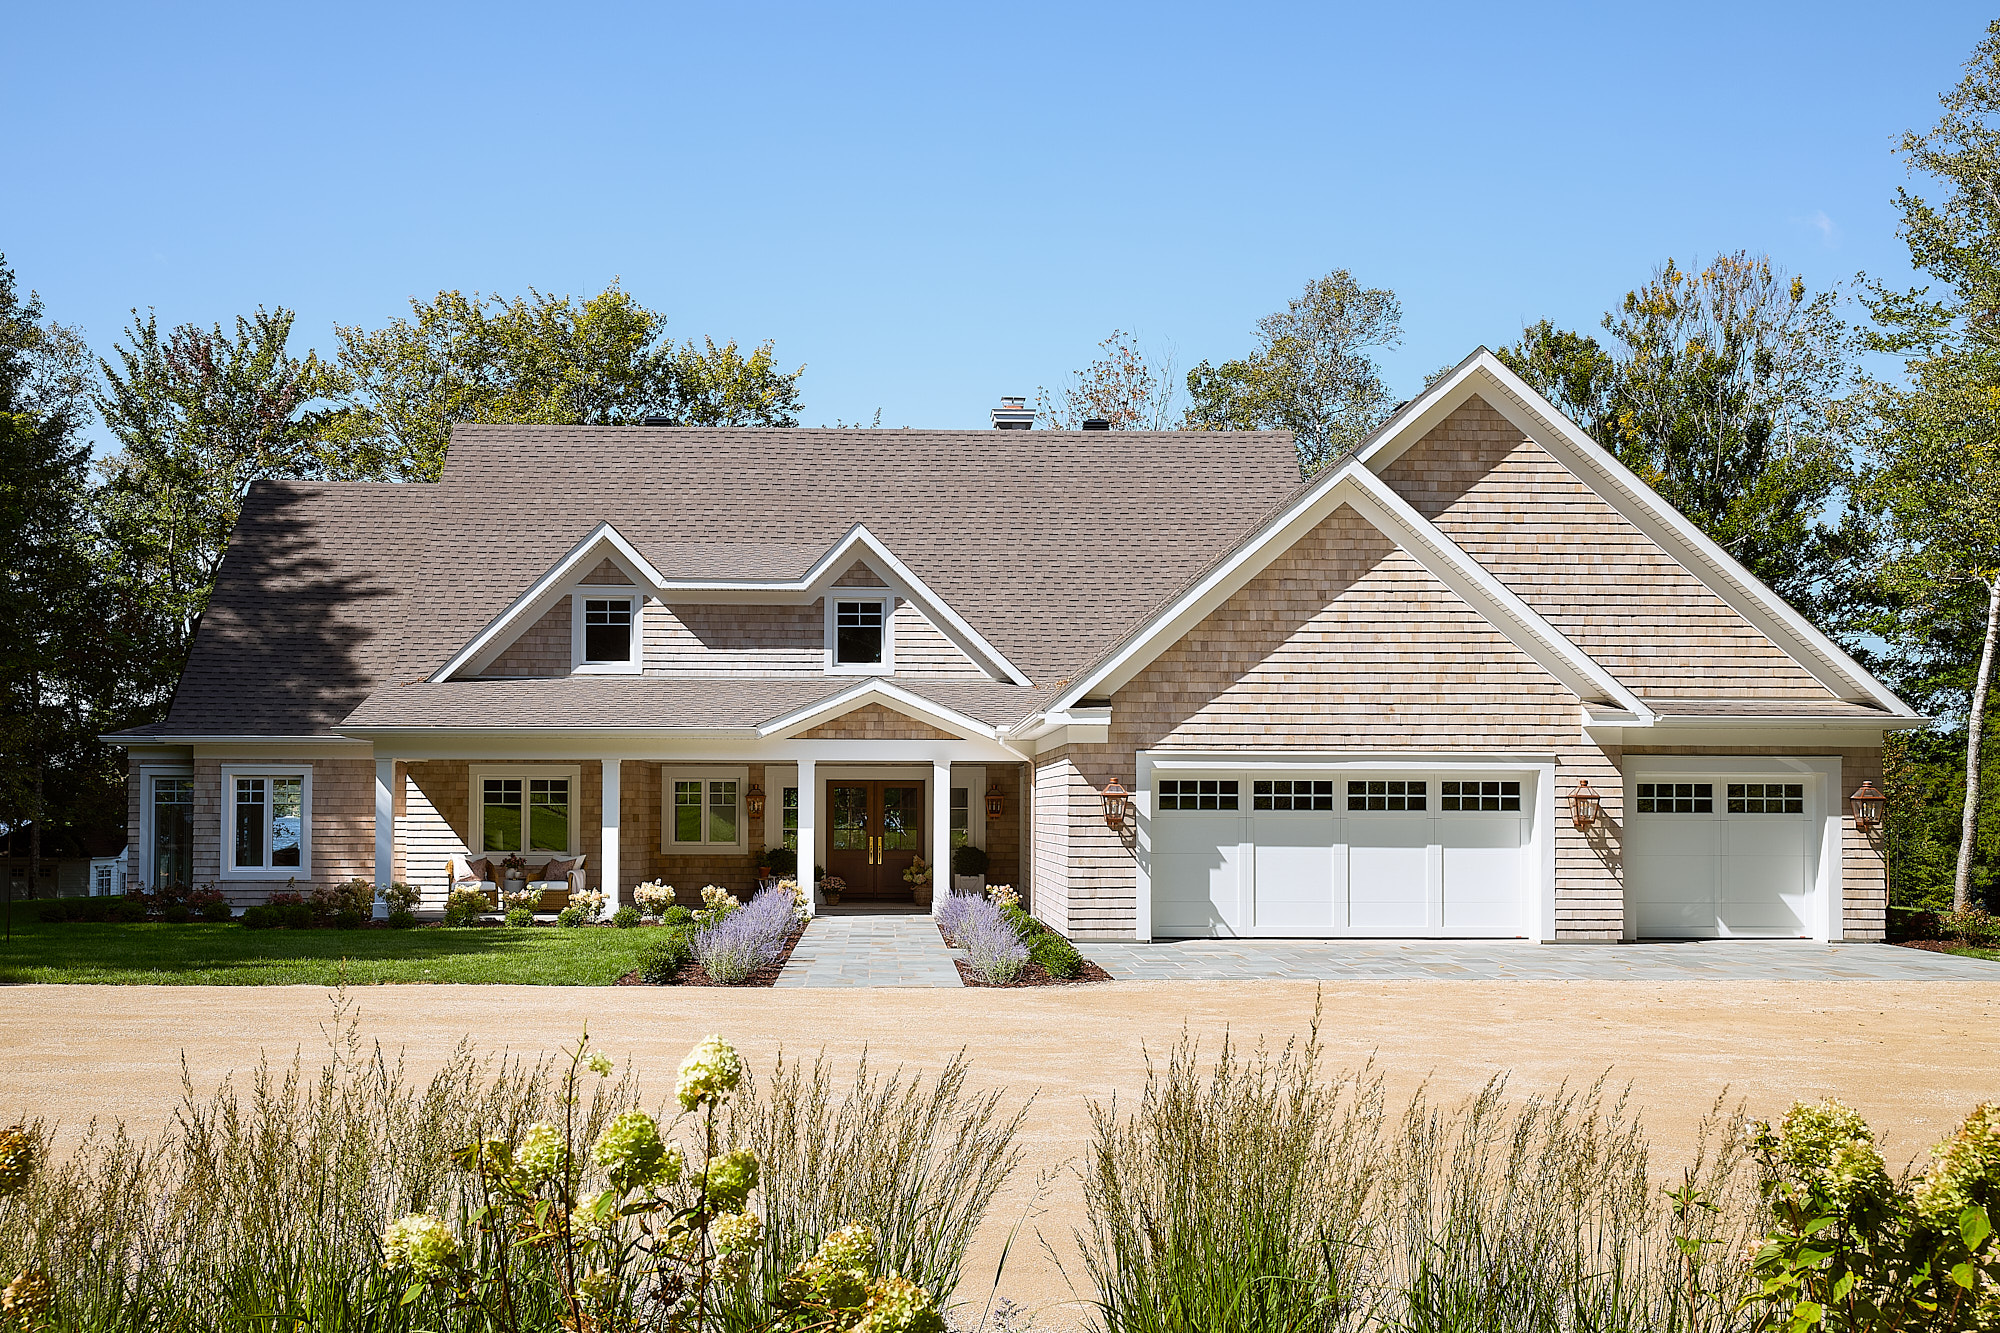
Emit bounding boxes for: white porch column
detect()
[796,757,817,913]
[373,757,394,919]
[931,761,952,918]
[600,759,621,921]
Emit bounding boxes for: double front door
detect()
[826,782,925,899]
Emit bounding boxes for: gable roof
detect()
[1044,350,1916,724]
[404,425,1302,689]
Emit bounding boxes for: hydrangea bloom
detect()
[701,884,741,914]
[0,1126,34,1197]
[782,1224,877,1313]
[381,1213,460,1279]
[1914,1101,2000,1224]
[2,1270,53,1327]
[516,1122,566,1185]
[634,881,676,915]
[576,1267,620,1307]
[590,1110,682,1190]
[817,1222,878,1272]
[856,1272,945,1333]
[570,1188,618,1239]
[987,884,1020,911]
[699,1148,760,1210]
[677,1034,745,1109]
[1826,1137,1893,1209]
[1777,1099,1873,1181]
[586,1051,615,1077]
[712,1209,763,1254]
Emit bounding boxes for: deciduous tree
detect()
[1182,270,1402,474]
[1035,330,1177,430]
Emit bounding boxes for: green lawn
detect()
[0,917,660,985]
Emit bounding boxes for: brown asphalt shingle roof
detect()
[142,427,1304,736]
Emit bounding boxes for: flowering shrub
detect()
[699,885,740,916]
[935,893,976,947]
[1732,1098,2000,1330]
[902,856,933,888]
[986,883,1020,911]
[383,881,421,915]
[499,885,541,916]
[1942,908,2000,949]
[694,888,796,984]
[773,877,810,921]
[313,879,376,926]
[568,887,606,920]
[635,881,676,918]
[371,1030,943,1333]
[956,896,1028,984]
[443,887,487,927]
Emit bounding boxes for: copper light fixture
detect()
[1849,780,1886,830]
[1569,779,1602,831]
[986,787,1004,821]
[745,785,765,818]
[1101,779,1132,830]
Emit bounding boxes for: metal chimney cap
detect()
[1081,418,1111,431]
[641,414,679,426]
[991,396,1036,430]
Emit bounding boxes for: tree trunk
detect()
[1956,577,2000,912]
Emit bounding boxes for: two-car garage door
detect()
[1151,772,1534,938]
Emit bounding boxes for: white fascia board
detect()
[1005,707,1110,743]
[755,679,999,741]
[1049,459,1651,721]
[103,733,368,747]
[432,523,668,683]
[650,525,1031,687]
[1361,351,1916,717]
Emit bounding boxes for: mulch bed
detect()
[953,957,1114,987]
[616,925,805,987]
[1897,939,1970,954]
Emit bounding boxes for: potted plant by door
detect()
[820,872,845,906]
[951,844,989,898]
[903,855,934,909]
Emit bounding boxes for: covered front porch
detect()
[365,742,1029,919]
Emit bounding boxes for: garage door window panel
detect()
[1253,780,1335,811]
[1347,780,1426,812]
[1442,780,1520,812]
[1727,783,1803,814]
[1635,783,1713,814]
[1159,780,1239,811]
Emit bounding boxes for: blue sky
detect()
[6,1,1992,434]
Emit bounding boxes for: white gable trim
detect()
[756,679,999,741]
[435,523,1030,688]
[432,524,666,683]
[666,526,1029,686]
[1048,461,1652,719]
[1355,351,1916,716]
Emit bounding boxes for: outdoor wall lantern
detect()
[1101,779,1133,831]
[745,785,765,818]
[1568,779,1602,831]
[986,787,1004,821]
[1849,780,1886,831]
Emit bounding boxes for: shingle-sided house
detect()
[110,351,1921,942]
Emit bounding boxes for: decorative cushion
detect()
[540,856,577,880]
[467,857,497,883]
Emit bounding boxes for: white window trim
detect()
[468,764,583,859]
[825,595,896,675]
[664,765,750,851]
[137,763,194,888]
[571,587,644,675]
[219,763,314,880]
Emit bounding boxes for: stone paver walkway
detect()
[775,913,961,987]
[1086,939,1999,982]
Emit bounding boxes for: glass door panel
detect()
[881,787,922,851]
[830,786,870,850]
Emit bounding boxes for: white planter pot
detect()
[952,874,986,897]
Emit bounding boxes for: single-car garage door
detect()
[1625,778,1817,938]
[1151,772,1534,938]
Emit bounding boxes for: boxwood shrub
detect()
[1028,932,1083,979]
[637,927,696,983]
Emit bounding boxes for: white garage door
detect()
[1151,773,1532,938]
[1626,779,1816,939]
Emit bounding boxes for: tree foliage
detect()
[1182,270,1402,474]
[1501,253,1857,619]
[1858,19,2000,909]
[332,284,803,481]
[1035,329,1176,430]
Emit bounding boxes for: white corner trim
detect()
[756,679,999,741]
[1356,351,1914,717]
[433,523,667,683]
[1048,460,1650,721]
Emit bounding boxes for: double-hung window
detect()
[666,769,744,848]
[221,767,312,877]
[573,591,642,673]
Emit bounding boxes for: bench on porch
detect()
[448,854,587,911]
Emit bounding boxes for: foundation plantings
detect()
[939,890,1106,986]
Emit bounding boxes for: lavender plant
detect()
[956,898,1027,984]
[935,893,977,947]
[695,888,798,984]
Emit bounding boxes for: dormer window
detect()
[572,592,642,674]
[828,597,894,673]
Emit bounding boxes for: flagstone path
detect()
[773,912,961,987]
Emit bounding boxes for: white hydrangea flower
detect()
[586,1052,615,1077]
[712,1210,763,1254]
[382,1213,459,1279]
[590,1110,682,1190]
[677,1034,745,1109]
[516,1122,566,1185]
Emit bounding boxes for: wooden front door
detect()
[824,782,926,899]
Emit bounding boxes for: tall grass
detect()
[1079,1017,1756,1333]
[0,996,1028,1332]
